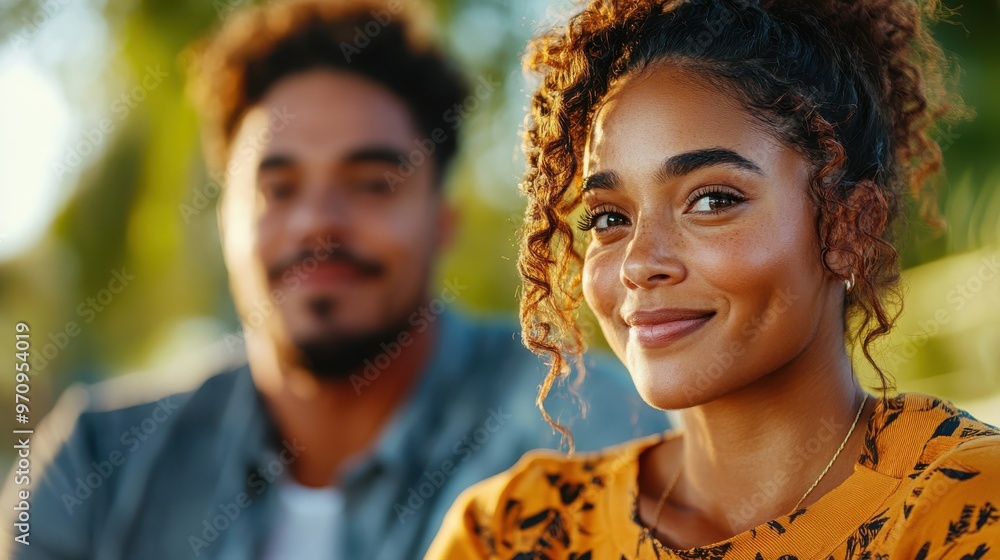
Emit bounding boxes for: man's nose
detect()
[287,185,353,246]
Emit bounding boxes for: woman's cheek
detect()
[583,245,626,347]
[690,214,791,293]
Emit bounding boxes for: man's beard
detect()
[290,309,415,380]
[265,244,416,380]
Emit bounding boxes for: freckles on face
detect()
[579,65,829,409]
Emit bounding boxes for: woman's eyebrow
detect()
[581,170,622,192]
[582,147,764,193]
[657,147,765,180]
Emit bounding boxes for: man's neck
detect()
[247,321,439,487]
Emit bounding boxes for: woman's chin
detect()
[628,361,736,410]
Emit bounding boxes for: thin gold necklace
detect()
[647,392,868,537]
[791,392,868,511]
[649,461,682,539]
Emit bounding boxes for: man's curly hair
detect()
[517,0,967,447]
[187,0,468,181]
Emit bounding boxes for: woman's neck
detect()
[671,340,871,535]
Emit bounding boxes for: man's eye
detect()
[266,183,295,201]
[361,179,394,194]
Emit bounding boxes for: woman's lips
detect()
[625,310,715,348]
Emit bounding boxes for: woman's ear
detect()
[820,187,856,282]
[820,178,891,286]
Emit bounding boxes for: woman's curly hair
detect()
[517,0,967,447]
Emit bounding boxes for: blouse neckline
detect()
[608,393,905,558]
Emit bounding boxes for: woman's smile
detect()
[623,308,716,348]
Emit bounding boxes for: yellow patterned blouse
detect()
[427,393,1000,559]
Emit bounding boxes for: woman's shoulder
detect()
[920,427,1000,485]
[425,432,668,558]
[922,414,1000,485]
[889,434,1000,556]
[882,395,1000,556]
[864,392,1000,477]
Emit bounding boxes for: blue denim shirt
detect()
[2,311,669,559]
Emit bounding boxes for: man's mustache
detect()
[266,247,385,282]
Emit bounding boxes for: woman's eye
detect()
[594,213,628,230]
[689,190,744,214]
[578,208,630,232]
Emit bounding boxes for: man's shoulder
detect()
[454,311,526,355]
[35,358,250,464]
[79,357,243,412]
[72,359,243,418]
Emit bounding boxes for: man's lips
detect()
[267,246,385,288]
[624,308,716,348]
[292,261,377,287]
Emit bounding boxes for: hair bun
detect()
[766,0,966,209]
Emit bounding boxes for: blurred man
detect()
[1,1,668,559]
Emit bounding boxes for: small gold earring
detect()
[844,273,856,293]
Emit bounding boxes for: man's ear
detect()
[216,188,227,246]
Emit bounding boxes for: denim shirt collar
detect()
[342,309,473,483]
[230,309,474,485]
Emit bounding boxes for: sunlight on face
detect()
[580,65,840,409]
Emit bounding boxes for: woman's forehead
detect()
[583,66,782,178]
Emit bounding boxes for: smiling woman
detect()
[578,69,831,412]
[426,0,1000,558]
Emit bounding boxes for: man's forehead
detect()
[262,70,417,136]
[231,93,418,165]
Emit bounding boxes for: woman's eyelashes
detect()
[577,204,630,232]
[685,186,747,215]
[577,186,748,233]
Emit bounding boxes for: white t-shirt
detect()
[261,478,344,559]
